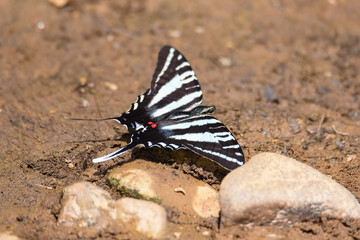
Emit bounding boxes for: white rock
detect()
[192,186,220,218]
[0,233,21,240]
[168,30,181,38]
[58,182,113,227]
[106,168,157,200]
[48,0,69,8]
[58,181,167,239]
[220,152,360,226]
[218,57,232,67]
[114,197,167,239]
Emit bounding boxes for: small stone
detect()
[168,30,181,38]
[68,163,76,169]
[347,154,357,162]
[58,181,113,228]
[194,26,205,34]
[37,21,45,30]
[48,0,70,8]
[174,232,181,239]
[288,117,300,134]
[81,98,90,107]
[192,186,220,218]
[218,57,232,67]
[0,233,22,240]
[114,197,166,239]
[328,0,337,5]
[106,169,158,200]
[220,152,360,226]
[263,86,279,103]
[202,230,211,237]
[104,82,118,91]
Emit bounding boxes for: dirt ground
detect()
[1,0,360,239]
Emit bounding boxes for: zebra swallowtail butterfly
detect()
[82,46,245,170]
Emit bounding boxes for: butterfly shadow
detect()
[130,146,230,185]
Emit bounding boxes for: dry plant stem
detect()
[331,125,350,136]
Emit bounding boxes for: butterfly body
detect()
[93,46,245,170]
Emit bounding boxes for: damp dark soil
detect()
[1,0,360,239]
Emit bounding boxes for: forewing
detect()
[159,115,245,170]
[147,46,203,119]
[116,46,203,131]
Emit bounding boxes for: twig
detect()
[34,183,53,190]
[332,124,350,136]
[317,113,325,134]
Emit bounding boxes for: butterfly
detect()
[78,46,245,170]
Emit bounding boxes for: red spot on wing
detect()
[148,122,157,128]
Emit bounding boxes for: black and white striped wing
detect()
[159,115,244,170]
[148,46,203,116]
[115,46,203,132]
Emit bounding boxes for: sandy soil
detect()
[0,0,360,239]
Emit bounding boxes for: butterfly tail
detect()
[92,140,138,163]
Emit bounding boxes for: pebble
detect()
[219,152,360,226]
[37,21,45,30]
[0,233,21,240]
[81,98,90,107]
[58,181,167,239]
[218,57,233,67]
[346,154,357,162]
[194,26,205,34]
[173,232,181,239]
[288,117,300,134]
[168,30,181,38]
[48,0,70,8]
[104,82,118,91]
[263,86,278,103]
[114,198,167,239]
